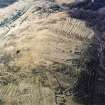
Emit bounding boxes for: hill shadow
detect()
[64,1,105,105]
[0,0,17,8]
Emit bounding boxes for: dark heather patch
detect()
[0,0,17,8]
[65,0,105,105]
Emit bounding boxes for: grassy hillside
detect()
[0,0,94,105]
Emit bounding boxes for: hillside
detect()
[0,0,94,105]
